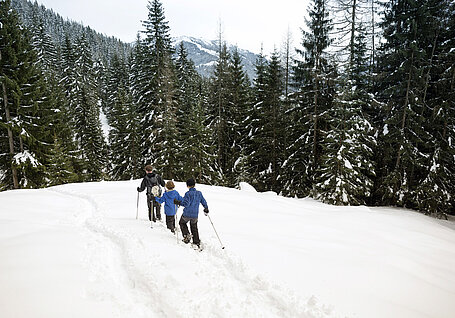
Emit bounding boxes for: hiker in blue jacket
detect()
[154,180,183,233]
[174,178,209,247]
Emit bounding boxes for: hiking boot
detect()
[182,234,192,244]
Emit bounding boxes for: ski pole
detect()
[136,191,139,219]
[207,214,225,249]
[175,205,179,244]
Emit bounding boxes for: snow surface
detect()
[1,181,455,318]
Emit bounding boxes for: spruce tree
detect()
[138,0,178,176]
[246,50,268,188]
[250,50,286,193]
[47,135,78,186]
[227,47,252,186]
[209,42,231,185]
[315,18,376,205]
[109,87,141,180]
[73,34,106,181]
[415,0,455,216]
[284,0,335,197]
[375,0,438,208]
[181,79,219,184]
[175,42,203,180]
[1,0,54,189]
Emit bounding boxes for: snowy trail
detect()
[47,183,337,318]
[2,180,455,318]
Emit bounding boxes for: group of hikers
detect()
[137,165,209,249]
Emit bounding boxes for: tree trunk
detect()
[350,0,357,69]
[395,50,414,170]
[1,50,19,189]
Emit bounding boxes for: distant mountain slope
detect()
[11,0,258,80]
[173,36,259,80]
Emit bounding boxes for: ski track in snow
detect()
[47,186,339,318]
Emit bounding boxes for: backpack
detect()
[151,185,162,197]
[146,174,162,197]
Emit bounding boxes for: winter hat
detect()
[186,178,196,187]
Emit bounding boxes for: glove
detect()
[137,187,141,192]
[174,199,181,206]
[204,207,209,216]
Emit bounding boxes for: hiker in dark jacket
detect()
[174,178,208,248]
[137,165,165,222]
[155,180,183,233]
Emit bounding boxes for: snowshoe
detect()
[191,242,204,251]
[182,234,192,244]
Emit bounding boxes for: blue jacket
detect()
[181,187,208,218]
[155,190,184,216]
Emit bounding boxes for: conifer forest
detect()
[1,0,454,217]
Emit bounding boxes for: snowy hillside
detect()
[173,36,259,79]
[1,181,455,318]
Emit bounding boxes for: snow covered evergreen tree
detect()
[174,42,217,182]
[246,50,268,187]
[314,16,376,205]
[209,42,232,185]
[227,47,252,186]
[137,0,178,177]
[72,34,107,181]
[249,50,286,193]
[375,0,440,208]
[0,0,58,189]
[415,0,455,216]
[284,0,335,197]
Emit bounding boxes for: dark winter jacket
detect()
[155,189,184,216]
[181,187,208,218]
[138,171,165,195]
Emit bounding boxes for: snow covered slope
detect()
[173,36,258,79]
[1,181,454,318]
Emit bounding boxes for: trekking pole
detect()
[136,192,139,219]
[207,214,225,249]
[175,205,179,244]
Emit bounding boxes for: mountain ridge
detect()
[172,35,259,79]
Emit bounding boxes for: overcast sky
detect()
[35,0,310,54]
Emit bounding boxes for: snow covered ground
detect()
[1,180,455,318]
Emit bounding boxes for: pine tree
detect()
[250,50,286,193]
[47,135,78,186]
[246,49,268,188]
[181,79,219,184]
[415,0,455,216]
[73,34,106,181]
[284,0,335,197]
[109,87,141,180]
[1,0,54,189]
[227,47,252,186]
[175,42,202,180]
[314,15,376,205]
[138,0,177,175]
[209,41,231,185]
[375,0,439,208]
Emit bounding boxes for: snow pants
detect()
[179,216,200,245]
[165,215,176,232]
[147,194,161,222]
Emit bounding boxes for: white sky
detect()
[35,0,310,54]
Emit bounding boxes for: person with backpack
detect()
[154,180,183,233]
[137,165,165,222]
[174,178,209,248]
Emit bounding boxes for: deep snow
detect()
[1,180,455,318]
